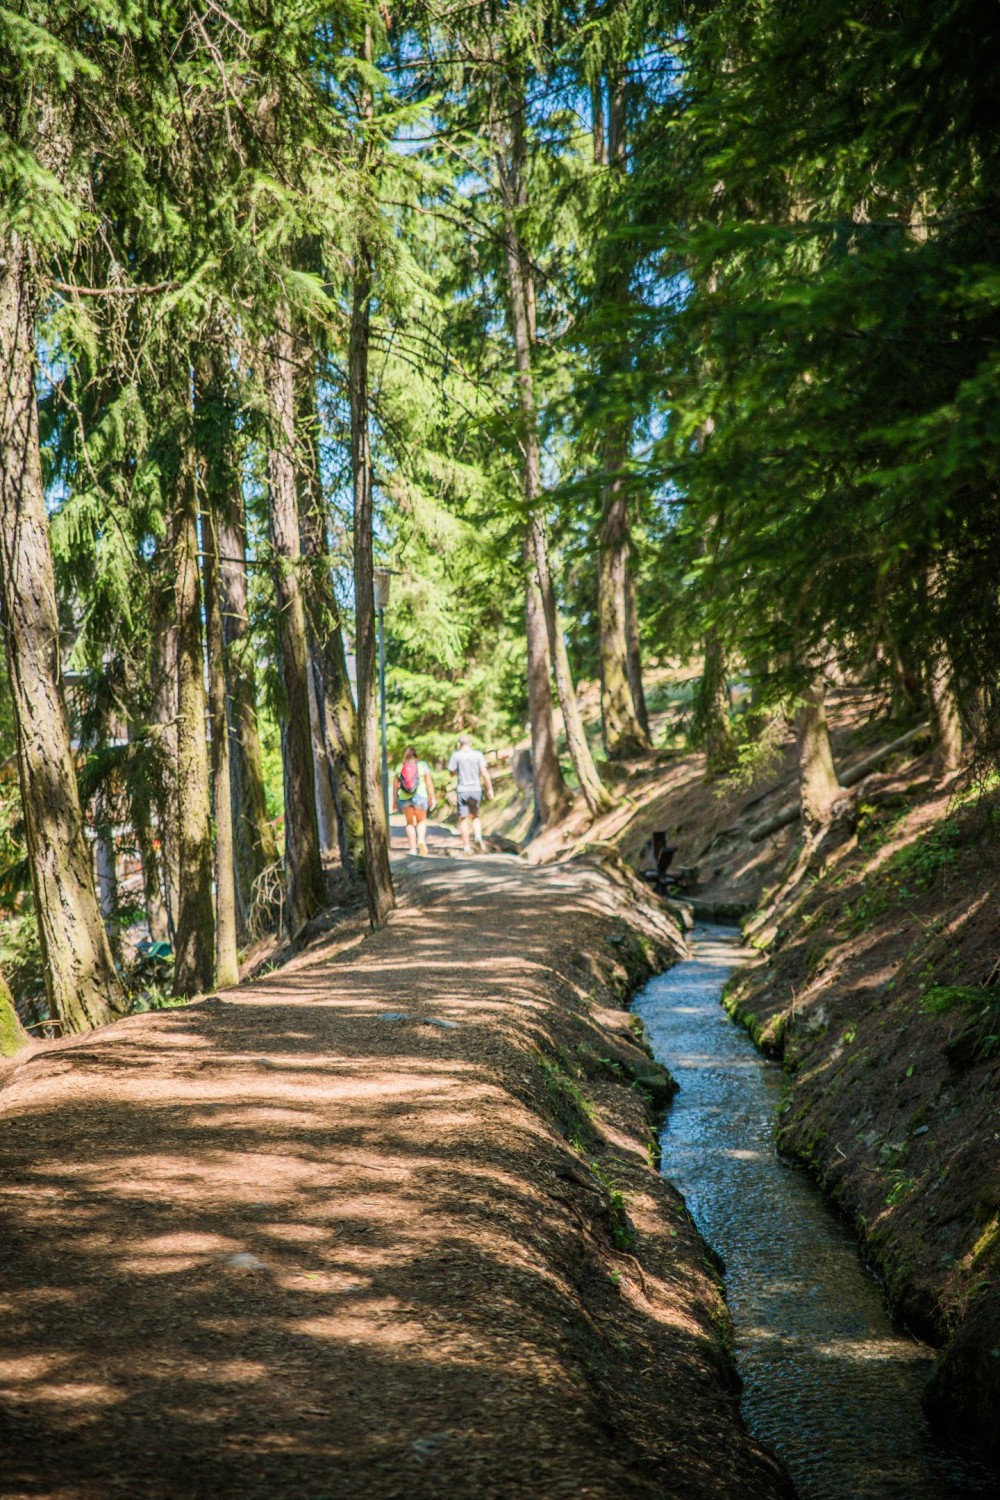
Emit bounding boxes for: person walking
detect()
[448,733,493,854]
[393,747,436,856]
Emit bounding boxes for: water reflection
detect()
[633,926,994,1500]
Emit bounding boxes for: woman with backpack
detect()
[392,746,437,855]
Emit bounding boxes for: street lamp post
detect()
[373,567,392,830]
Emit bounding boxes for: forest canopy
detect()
[2,0,998,1031]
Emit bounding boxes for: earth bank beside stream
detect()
[0,855,790,1500]
[670,757,1000,1470]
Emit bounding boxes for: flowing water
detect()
[633,925,996,1500]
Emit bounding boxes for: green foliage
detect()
[846,817,961,932]
[856,802,909,853]
[256,705,285,828]
[921,985,1000,1065]
[6,0,1000,1016]
[539,1051,598,1151]
[886,1173,917,1209]
[0,780,29,900]
[129,990,191,1015]
[588,1158,636,1252]
[0,658,15,765]
[0,975,30,1056]
[886,822,961,889]
[0,743,41,1009]
[612,0,1000,731]
[0,906,45,1016]
[921,985,996,1017]
[714,712,786,798]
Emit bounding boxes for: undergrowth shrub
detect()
[921,985,1000,1065]
[847,817,962,932]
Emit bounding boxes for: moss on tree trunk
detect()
[217,485,277,932]
[0,228,125,1032]
[1,971,29,1057]
[172,445,215,996]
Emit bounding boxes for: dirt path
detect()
[0,856,789,1500]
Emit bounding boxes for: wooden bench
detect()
[639,831,684,894]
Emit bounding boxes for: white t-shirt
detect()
[449,747,487,796]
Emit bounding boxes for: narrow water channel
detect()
[633,925,995,1500]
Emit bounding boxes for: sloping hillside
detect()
[509,678,999,1464]
[725,769,1000,1463]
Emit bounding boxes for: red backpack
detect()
[399,759,420,795]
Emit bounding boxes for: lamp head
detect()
[373,567,392,612]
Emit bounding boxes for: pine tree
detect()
[263,314,329,940]
[0,227,126,1029]
[350,236,395,927]
[590,68,650,760]
[171,411,215,996]
[217,479,277,928]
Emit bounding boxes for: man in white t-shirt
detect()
[448,734,494,854]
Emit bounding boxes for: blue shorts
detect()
[400,794,428,813]
[457,792,480,818]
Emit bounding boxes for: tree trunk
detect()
[748,723,929,844]
[0,229,125,1031]
[199,346,275,941]
[149,563,180,940]
[306,659,339,858]
[95,788,119,958]
[1,969,29,1056]
[531,515,614,817]
[294,355,338,860]
[217,486,276,931]
[624,564,649,737]
[202,511,240,988]
[701,627,735,776]
[312,632,365,877]
[296,356,364,874]
[172,449,215,996]
[350,251,395,927]
[264,314,328,940]
[595,83,649,761]
[128,661,169,943]
[888,643,922,719]
[591,76,606,168]
[492,92,568,827]
[298,486,365,881]
[796,673,843,827]
[523,527,568,826]
[131,742,170,944]
[599,449,649,758]
[748,653,771,711]
[928,651,963,776]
